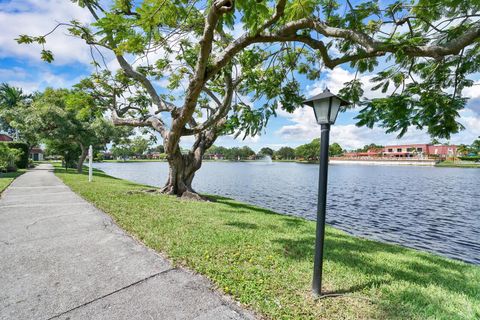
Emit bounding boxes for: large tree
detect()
[19,0,480,197]
[259,147,275,157]
[28,88,129,172]
[130,136,151,158]
[295,138,321,160]
[275,146,295,160]
[0,83,32,139]
[329,142,343,156]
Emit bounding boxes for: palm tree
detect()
[457,144,469,156]
[0,83,30,138]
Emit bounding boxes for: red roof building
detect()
[383,144,456,158]
[344,143,457,159]
[0,134,13,142]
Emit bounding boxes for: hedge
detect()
[0,142,29,169]
[459,156,480,161]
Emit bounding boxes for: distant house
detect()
[204,153,224,160]
[382,144,456,158]
[343,143,457,159]
[0,134,13,142]
[149,152,164,159]
[30,147,44,161]
[343,147,383,158]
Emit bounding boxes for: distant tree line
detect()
[205,140,344,161]
[205,136,480,162]
[457,137,480,159]
[206,145,256,160]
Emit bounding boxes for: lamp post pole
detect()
[312,122,331,296]
[303,88,349,297]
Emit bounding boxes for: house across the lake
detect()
[343,144,457,159]
[204,153,224,160]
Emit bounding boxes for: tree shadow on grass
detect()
[225,221,258,229]
[272,232,479,318]
[211,192,478,314]
[214,196,310,228]
[0,171,24,179]
[214,196,282,216]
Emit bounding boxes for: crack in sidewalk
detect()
[46,268,176,320]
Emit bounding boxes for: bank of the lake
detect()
[435,160,480,168]
[0,170,25,193]
[102,159,166,163]
[54,165,480,320]
[93,161,480,264]
[98,158,480,168]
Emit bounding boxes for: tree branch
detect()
[116,56,173,112]
[210,18,480,74]
[111,110,167,138]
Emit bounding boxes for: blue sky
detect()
[1,0,479,151]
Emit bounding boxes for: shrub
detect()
[1,142,29,169]
[0,144,22,172]
[95,152,104,162]
[459,156,480,161]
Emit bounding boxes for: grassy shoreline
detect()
[54,165,479,319]
[0,170,25,194]
[435,160,480,168]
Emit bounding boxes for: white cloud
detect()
[1,67,83,93]
[305,67,394,101]
[277,97,480,149]
[0,0,93,65]
[463,82,480,99]
[276,106,429,149]
[274,66,480,149]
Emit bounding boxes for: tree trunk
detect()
[160,148,204,199]
[77,144,88,174]
[160,130,217,199]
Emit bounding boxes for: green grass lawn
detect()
[0,170,25,193]
[436,160,480,168]
[54,166,480,320]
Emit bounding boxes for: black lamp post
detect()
[303,88,350,296]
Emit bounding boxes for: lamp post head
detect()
[303,88,350,125]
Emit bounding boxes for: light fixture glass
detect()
[303,88,349,125]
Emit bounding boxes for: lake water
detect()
[93,161,480,264]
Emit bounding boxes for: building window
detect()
[388,148,393,152]
[397,148,402,152]
[417,147,422,152]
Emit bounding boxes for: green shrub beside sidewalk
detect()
[54,165,480,320]
[0,170,25,193]
[0,141,29,170]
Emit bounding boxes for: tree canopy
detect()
[27,88,131,172]
[18,0,480,195]
[329,142,343,156]
[274,146,296,160]
[259,147,274,157]
[0,83,33,141]
[295,138,321,160]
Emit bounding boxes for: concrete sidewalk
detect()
[0,164,254,320]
